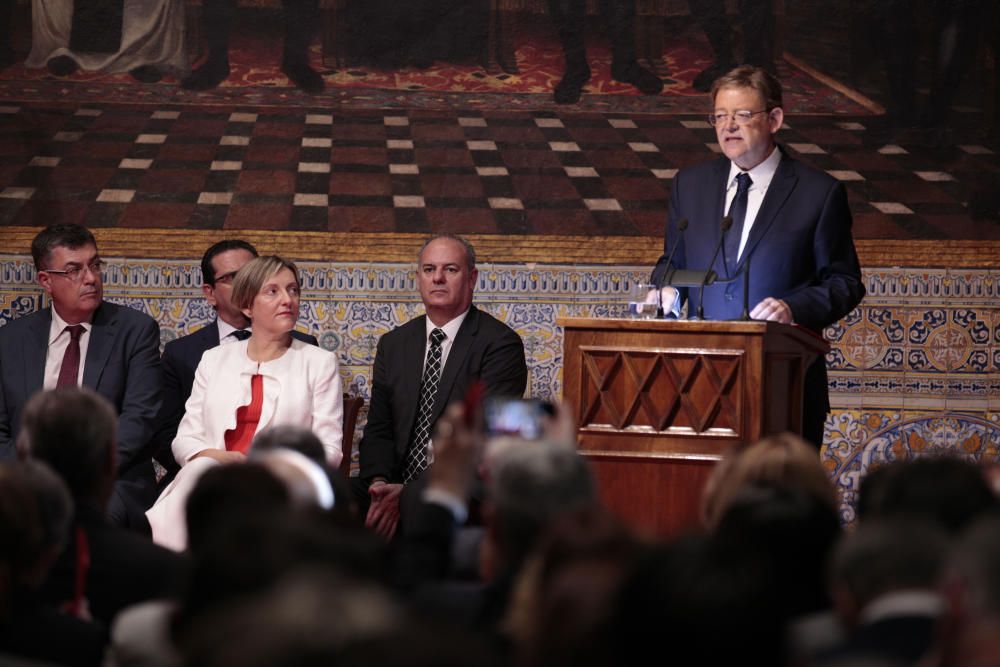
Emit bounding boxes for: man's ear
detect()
[469,267,479,287]
[768,106,784,135]
[38,271,53,296]
[203,284,218,308]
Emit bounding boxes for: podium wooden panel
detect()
[558,317,829,536]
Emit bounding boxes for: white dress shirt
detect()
[43,308,93,389]
[424,308,469,372]
[724,145,782,260]
[216,318,249,345]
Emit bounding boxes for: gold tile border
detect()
[1,227,997,268]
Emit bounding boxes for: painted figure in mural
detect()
[25,0,188,82]
[151,240,318,486]
[688,0,776,92]
[357,234,527,541]
[181,0,323,92]
[0,224,163,529]
[345,0,488,69]
[146,255,342,551]
[547,0,663,104]
[649,66,865,448]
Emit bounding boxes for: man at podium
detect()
[649,65,864,449]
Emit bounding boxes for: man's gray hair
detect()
[417,234,477,271]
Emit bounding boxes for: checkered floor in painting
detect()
[0,104,997,239]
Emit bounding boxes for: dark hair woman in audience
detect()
[147,256,343,551]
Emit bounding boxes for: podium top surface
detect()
[555,317,829,352]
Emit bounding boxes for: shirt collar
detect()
[49,307,93,345]
[426,308,470,343]
[727,145,782,191]
[217,318,250,343]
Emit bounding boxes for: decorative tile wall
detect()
[2,255,997,522]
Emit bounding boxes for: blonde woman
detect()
[147,256,342,550]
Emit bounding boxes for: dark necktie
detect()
[56,324,85,388]
[725,172,753,276]
[403,328,447,483]
[231,329,251,341]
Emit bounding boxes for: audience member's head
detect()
[933,517,1000,667]
[19,459,74,567]
[857,456,999,534]
[230,255,300,315]
[31,223,104,324]
[16,387,117,506]
[612,534,787,667]
[509,508,641,667]
[184,463,290,556]
[0,464,44,612]
[829,518,949,629]
[715,483,842,619]
[200,239,258,328]
[701,432,836,528]
[485,439,596,576]
[251,425,355,515]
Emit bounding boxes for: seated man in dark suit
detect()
[0,224,162,529]
[358,234,527,541]
[650,66,864,448]
[18,387,187,630]
[152,239,318,483]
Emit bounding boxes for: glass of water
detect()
[628,282,659,319]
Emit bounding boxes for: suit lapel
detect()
[83,303,115,389]
[24,309,52,398]
[199,320,221,352]
[433,306,479,423]
[400,316,428,439]
[737,151,798,271]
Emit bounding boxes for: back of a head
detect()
[0,464,44,595]
[17,387,116,501]
[19,459,74,555]
[831,518,949,613]
[714,483,842,618]
[251,425,326,465]
[702,432,836,528]
[861,456,999,534]
[945,516,1000,618]
[613,536,787,667]
[488,440,596,568]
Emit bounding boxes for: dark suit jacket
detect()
[359,305,527,485]
[40,503,188,631]
[0,301,163,474]
[651,150,865,419]
[152,321,318,475]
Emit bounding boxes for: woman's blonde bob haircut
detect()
[700,432,836,528]
[231,255,300,312]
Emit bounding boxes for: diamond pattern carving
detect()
[580,349,742,433]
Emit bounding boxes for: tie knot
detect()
[735,172,752,192]
[65,324,84,340]
[429,328,446,346]
[232,329,251,341]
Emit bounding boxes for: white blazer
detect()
[148,339,342,551]
[173,338,343,467]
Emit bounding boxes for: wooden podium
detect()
[557,317,829,536]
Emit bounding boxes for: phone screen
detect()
[484,398,548,440]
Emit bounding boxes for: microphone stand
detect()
[651,218,688,318]
[694,216,732,320]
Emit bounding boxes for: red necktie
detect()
[56,324,85,388]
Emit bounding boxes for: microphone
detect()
[695,216,733,320]
[651,218,688,317]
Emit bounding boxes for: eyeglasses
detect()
[213,270,239,285]
[708,109,769,126]
[42,259,105,282]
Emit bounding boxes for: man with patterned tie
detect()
[152,239,318,484]
[650,66,864,449]
[0,224,163,529]
[359,234,527,540]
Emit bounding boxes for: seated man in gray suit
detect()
[0,224,162,529]
[152,239,318,483]
[358,234,528,541]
